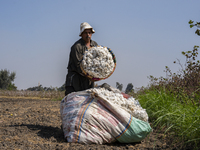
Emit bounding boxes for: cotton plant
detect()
[81,46,115,79]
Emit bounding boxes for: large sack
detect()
[60,88,152,144]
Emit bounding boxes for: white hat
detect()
[79,22,95,36]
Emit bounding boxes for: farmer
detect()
[64,22,98,96]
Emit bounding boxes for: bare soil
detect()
[0,98,176,150]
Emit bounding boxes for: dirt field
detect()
[0,98,173,150]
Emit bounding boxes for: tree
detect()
[125,83,134,94]
[116,82,123,91]
[58,83,65,91]
[0,69,17,90]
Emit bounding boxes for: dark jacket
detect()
[65,38,98,92]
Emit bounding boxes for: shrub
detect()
[146,46,200,106]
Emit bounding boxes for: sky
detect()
[0,0,200,90]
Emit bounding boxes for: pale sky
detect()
[0,0,200,90]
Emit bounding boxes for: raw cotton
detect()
[87,87,149,122]
[81,46,115,78]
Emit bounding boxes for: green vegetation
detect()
[0,69,16,90]
[129,20,200,149]
[136,88,200,149]
[145,45,200,106]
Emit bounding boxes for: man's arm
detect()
[70,45,84,74]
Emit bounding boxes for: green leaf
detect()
[196,22,200,27]
[195,29,200,36]
[182,51,185,55]
[190,25,194,28]
[188,20,194,24]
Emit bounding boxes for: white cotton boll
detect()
[87,87,149,122]
[96,57,100,61]
[87,53,92,59]
[85,57,88,62]
[92,50,96,57]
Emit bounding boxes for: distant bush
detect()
[0,69,17,90]
[27,84,56,91]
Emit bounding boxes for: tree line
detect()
[0,69,65,91]
[0,69,133,93]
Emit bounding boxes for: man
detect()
[65,22,98,96]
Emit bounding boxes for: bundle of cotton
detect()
[87,87,149,122]
[81,46,116,80]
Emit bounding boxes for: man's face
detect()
[81,29,92,43]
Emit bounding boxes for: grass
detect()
[136,87,200,149]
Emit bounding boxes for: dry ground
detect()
[0,97,174,150]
